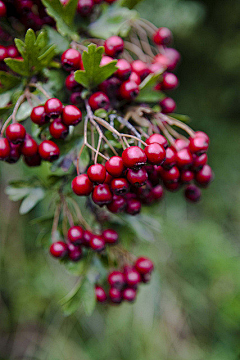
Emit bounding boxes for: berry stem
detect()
[155,117,175,146]
[67,197,92,231]
[29,83,51,99]
[162,114,196,137]
[12,93,26,123]
[51,204,61,243]
[0,114,12,136]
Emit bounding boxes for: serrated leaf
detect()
[0,71,21,94]
[136,72,165,103]
[74,44,117,89]
[19,188,45,214]
[4,58,29,76]
[45,26,70,54]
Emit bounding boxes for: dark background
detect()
[1,0,240,358]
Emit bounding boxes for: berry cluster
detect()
[95,257,154,304]
[0,44,19,71]
[50,226,119,260]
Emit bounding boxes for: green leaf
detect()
[19,188,46,214]
[0,71,21,94]
[0,91,12,108]
[41,0,79,39]
[45,26,70,54]
[120,0,144,9]
[136,72,165,103]
[81,278,96,316]
[74,44,117,89]
[94,108,108,118]
[171,113,191,123]
[89,3,138,39]
[16,101,32,121]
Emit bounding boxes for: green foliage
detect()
[45,26,71,54]
[136,72,165,102]
[120,0,144,9]
[74,44,117,89]
[89,2,138,39]
[41,0,79,39]
[0,71,21,94]
[5,29,56,78]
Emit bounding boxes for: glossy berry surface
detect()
[126,198,141,215]
[111,178,129,195]
[131,60,150,80]
[49,119,69,139]
[44,98,63,118]
[90,235,105,252]
[176,148,193,168]
[122,288,137,302]
[30,106,47,125]
[87,164,106,183]
[68,226,84,244]
[6,123,26,144]
[105,156,125,177]
[146,134,168,149]
[95,286,107,302]
[104,36,124,57]
[0,138,11,160]
[68,243,83,261]
[161,72,179,91]
[108,271,125,289]
[160,97,176,113]
[122,146,147,169]
[72,174,94,196]
[62,105,82,126]
[116,59,131,80]
[50,241,68,258]
[61,48,81,71]
[135,257,154,274]
[119,80,139,101]
[102,229,119,244]
[39,140,60,162]
[189,135,209,154]
[124,268,141,287]
[88,92,110,111]
[145,143,166,165]
[153,27,173,45]
[195,165,213,186]
[127,168,148,187]
[0,1,6,17]
[92,184,113,205]
[21,135,38,157]
[109,288,122,303]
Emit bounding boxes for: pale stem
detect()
[137,18,158,34]
[162,114,195,137]
[29,83,51,99]
[94,133,103,164]
[67,198,92,231]
[51,204,61,242]
[155,117,175,146]
[90,124,95,161]
[120,133,147,146]
[0,114,13,136]
[124,41,150,62]
[132,23,155,58]
[12,93,26,122]
[165,123,188,141]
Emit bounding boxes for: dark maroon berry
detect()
[39,140,60,162]
[108,271,125,289]
[68,226,84,245]
[24,154,42,167]
[44,98,63,118]
[122,146,147,169]
[83,230,93,246]
[141,273,152,283]
[70,92,83,105]
[146,134,168,149]
[122,288,137,302]
[107,195,126,213]
[135,257,154,274]
[145,143,166,165]
[61,49,81,71]
[195,165,213,186]
[116,59,131,80]
[124,268,141,287]
[104,36,124,57]
[176,148,193,168]
[0,45,7,61]
[151,185,164,200]
[0,137,11,160]
[21,134,38,157]
[131,60,151,80]
[88,92,110,111]
[153,27,173,45]
[68,243,83,261]
[119,80,139,101]
[49,119,69,139]
[65,73,82,91]
[30,106,47,125]
[161,72,179,90]
[127,168,148,187]
[7,45,19,58]
[102,229,119,244]
[90,235,105,252]
[189,135,209,155]
[0,1,6,17]
[109,287,122,304]
[77,0,94,16]
[99,77,121,98]
[185,184,201,202]
[95,286,107,302]
[87,164,106,184]
[126,198,141,215]
[192,153,208,171]
[5,143,21,164]
[111,178,129,195]
[92,184,113,205]
[180,169,194,184]
[105,156,125,177]
[6,123,26,144]
[62,105,82,126]
[72,174,94,196]
[50,241,68,258]
[160,166,180,183]
[160,97,176,113]
[164,181,180,192]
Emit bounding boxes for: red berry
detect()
[176,148,193,168]
[141,273,152,283]
[116,59,131,80]
[189,135,209,155]
[62,105,82,126]
[24,154,42,167]
[164,181,180,192]
[50,241,68,258]
[72,174,93,196]
[161,72,179,90]
[111,178,129,195]
[153,27,173,46]
[88,92,110,111]
[95,286,107,302]
[61,49,81,71]
[0,45,7,61]
[39,140,60,162]
[131,60,151,80]
[87,163,106,184]
[151,185,164,200]
[174,138,189,151]
[160,97,176,113]
[44,98,63,118]
[105,156,125,177]
[104,36,124,57]
[7,45,19,58]
[77,0,94,16]
[122,146,147,169]
[104,172,113,184]
[0,1,6,17]
[0,137,11,160]
[145,143,166,165]
[185,184,201,202]
[92,184,113,205]
[102,229,119,244]
[127,168,148,187]
[21,134,38,157]
[65,73,81,91]
[5,143,21,164]
[195,165,213,186]
[180,169,194,183]
[49,119,69,139]
[83,230,93,247]
[163,48,181,71]
[135,257,154,274]
[122,288,137,302]
[100,55,114,66]
[124,268,141,287]
[195,131,209,144]
[108,271,125,289]
[126,198,141,215]
[30,106,47,125]
[70,92,83,105]
[192,153,208,171]
[129,72,141,85]
[146,134,168,149]
[68,243,83,261]
[107,195,126,213]
[160,166,180,183]
[109,287,122,304]
[90,235,105,252]
[119,80,139,101]
[163,146,176,169]
[6,123,26,144]
[68,226,84,245]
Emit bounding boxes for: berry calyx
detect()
[72,174,94,196]
[111,178,129,195]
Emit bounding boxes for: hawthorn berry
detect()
[104,36,124,57]
[95,286,107,302]
[65,73,82,91]
[0,45,7,61]
[6,123,26,144]
[176,148,193,168]
[90,235,105,252]
[21,134,38,157]
[7,45,19,58]
[108,271,125,289]
[62,105,82,126]
[160,97,176,113]
[44,98,63,118]
[72,174,94,196]
[92,184,113,205]
[30,106,47,125]
[50,241,68,258]
[195,165,213,186]
[160,166,180,183]
[122,288,137,302]
[151,185,164,200]
[153,27,173,46]
[24,154,42,167]
[83,230,93,247]
[131,60,151,80]
[189,135,209,155]
[126,198,141,215]
[102,229,119,244]
[49,119,69,139]
[88,92,110,111]
[116,59,132,80]
[185,184,201,202]
[135,257,154,274]
[77,0,94,16]
[68,243,83,261]
[161,72,179,91]
[127,168,148,187]
[122,146,147,169]
[129,72,141,85]
[61,49,81,71]
[124,268,141,287]
[180,169,194,183]
[0,1,6,17]
[195,131,210,144]
[146,134,168,149]
[105,156,125,177]
[163,146,176,168]
[119,80,139,101]
[145,143,166,165]
[192,153,208,171]
[111,178,129,195]
[0,137,11,160]
[68,226,84,245]
[5,143,21,164]
[107,195,126,213]
[109,287,122,304]
[174,138,189,151]
[38,140,60,162]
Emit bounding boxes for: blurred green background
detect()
[1,0,240,359]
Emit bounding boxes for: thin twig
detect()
[51,204,61,242]
[29,83,51,99]
[67,197,92,231]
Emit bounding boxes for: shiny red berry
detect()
[0,1,6,17]
[126,198,141,215]
[180,169,194,183]
[122,288,137,302]
[95,286,107,302]
[87,163,106,184]
[108,271,125,289]
[176,148,193,168]
[105,156,125,177]
[131,60,151,80]
[39,140,60,162]
[62,105,82,126]
[102,229,119,244]
[161,72,179,90]
[5,143,21,164]
[104,36,124,57]
[135,257,154,274]
[127,168,148,187]
[189,135,209,155]
[0,137,11,160]
[192,153,208,171]
[195,165,213,186]
[30,106,47,125]
[163,146,176,169]
[107,195,126,213]
[72,174,94,196]
[145,143,166,165]
[7,45,19,58]
[68,226,84,245]
[90,235,105,252]
[129,72,141,85]
[68,243,83,261]
[61,49,81,71]
[50,241,68,258]
[146,134,168,149]
[111,178,129,195]
[174,138,189,151]
[119,80,139,101]
[195,131,209,144]
[21,134,38,157]
[122,146,147,169]
[116,59,131,80]
[83,230,93,247]
[109,287,122,304]
[160,97,176,113]
[151,185,164,200]
[44,98,63,118]
[185,184,201,202]
[92,184,113,205]
[49,118,69,140]
[65,73,82,91]
[77,0,94,16]
[88,91,110,111]
[124,268,141,287]
[153,27,173,45]
[160,166,180,183]
[6,123,26,144]
[0,45,7,61]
